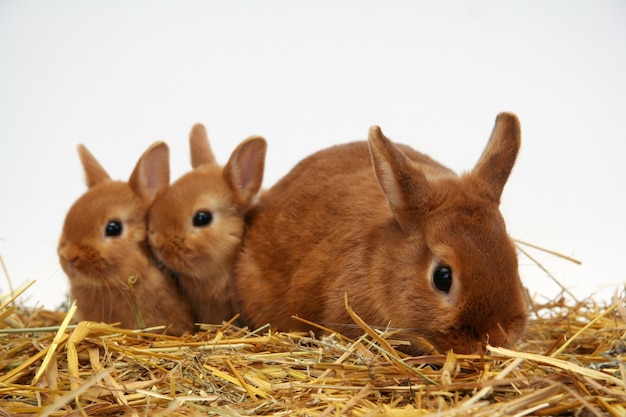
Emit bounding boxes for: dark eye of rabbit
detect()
[104,220,123,237]
[193,210,213,227]
[432,265,453,293]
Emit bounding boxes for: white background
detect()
[1,1,625,310]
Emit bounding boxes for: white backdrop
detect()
[1,1,625,310]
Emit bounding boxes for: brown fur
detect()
[58,142,195,336]
[148,124,267,325]
[234,112,528,354]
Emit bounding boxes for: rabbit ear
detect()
[471,112,521,203]
[129,141,170,205]
[368,126,431,232]
[77,144,111,188]
[223,136,267,207]
[189,123,217,168]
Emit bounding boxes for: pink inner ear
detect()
[232,138,266,194]
[369,126,412,214]
[368,126,432,233]
[136,144,169,202]
[236,145,259,190]
[374,158,406,212]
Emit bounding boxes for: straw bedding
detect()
[0,282,624,416]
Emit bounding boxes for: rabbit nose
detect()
[60,245,80,265]
[483,325,512,348]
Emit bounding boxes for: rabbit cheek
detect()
[106,243,141,279]
[149,232,189,272]
[431,291,527,354]
[184,213,244,276]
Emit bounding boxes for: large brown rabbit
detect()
[58,142,195,336]
[234,112,528,354]
[148,124,266,325]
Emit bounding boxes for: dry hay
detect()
[0,282,624,417]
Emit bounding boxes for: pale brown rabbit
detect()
[148,124,267,325]
[234,112,528,354]
[58,142,195,336]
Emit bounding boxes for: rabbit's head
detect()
[58,142,169,289]
[363,113,527,352]
[148,124,267,280]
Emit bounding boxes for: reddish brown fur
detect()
[234,113,527,354]
[148,124,267,325]
[58,143,195,336]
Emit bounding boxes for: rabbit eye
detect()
[193,210,213,227]
[105,220,123,237]
[432,265,452,293]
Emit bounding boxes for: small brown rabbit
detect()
[148,124,267,325]
[234,112,528,354]
[58,142,195,336]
